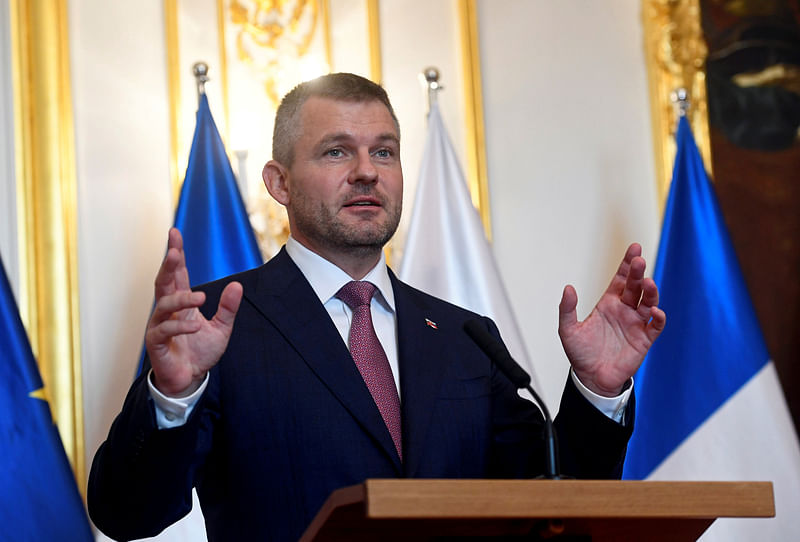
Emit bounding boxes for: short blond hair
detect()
[272,73,400,166]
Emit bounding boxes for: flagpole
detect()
[671,87,689,118]
[422,66,442,115]
[193,61,209,100]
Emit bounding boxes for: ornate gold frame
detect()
[458,0,491,240]
[642,0,713,208]
[10,0,85,493]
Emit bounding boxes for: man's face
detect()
[276,97,403,261]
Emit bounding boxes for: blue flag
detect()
[0,256,94,541]
[623,116,770,479]
[173,94,263,284]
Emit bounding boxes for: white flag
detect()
[399,103,539,390]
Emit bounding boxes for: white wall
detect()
[68,0,174,476]
[479,0,658,407]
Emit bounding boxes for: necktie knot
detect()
[336,281,377,310]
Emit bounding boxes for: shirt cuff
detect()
[147,369,209,429]
[570,369,632,424]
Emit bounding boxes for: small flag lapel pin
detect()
[425,318,438,329]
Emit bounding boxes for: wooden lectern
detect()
[300,479,774,541]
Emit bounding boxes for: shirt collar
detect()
[285,236,396,312]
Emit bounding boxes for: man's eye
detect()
[326,149,343,157]
[375,149,391,158]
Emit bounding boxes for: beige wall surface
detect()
[1,1,658,540]
[68,0,174,490]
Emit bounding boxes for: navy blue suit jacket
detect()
[89,248,632,541]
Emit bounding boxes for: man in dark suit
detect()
[89,73,665,541]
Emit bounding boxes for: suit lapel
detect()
[242,249,402,472]
[392,274,452,477]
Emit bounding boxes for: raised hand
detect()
[557,243,666,397]
[145,228,243,397]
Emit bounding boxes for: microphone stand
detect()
[463,319,562,479]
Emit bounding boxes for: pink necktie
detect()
[336,281,402,460]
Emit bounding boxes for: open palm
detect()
[145,228,243,397]
[558,244,666,397]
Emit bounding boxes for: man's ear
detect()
[262,160,290,205]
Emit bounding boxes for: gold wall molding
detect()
[165,0,183,199]
[366,0,382,84]
[217,0,232,145]
[642,0,713,207]
[10,0,85,492]
[458,0,491,240]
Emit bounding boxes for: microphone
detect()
[463,319,561,479]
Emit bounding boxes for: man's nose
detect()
[349,149,378,184]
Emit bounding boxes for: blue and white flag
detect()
[399,103,538,389]
[0,256,94,541]
[623,116,800,540]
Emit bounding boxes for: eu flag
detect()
[173,93,263,285]
[0,256,94,541]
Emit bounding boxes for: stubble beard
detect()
[292,192,402,260]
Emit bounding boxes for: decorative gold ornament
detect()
[229,0,320,104]
[642,0,714,206]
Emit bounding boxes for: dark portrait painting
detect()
[701,0,800,433]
